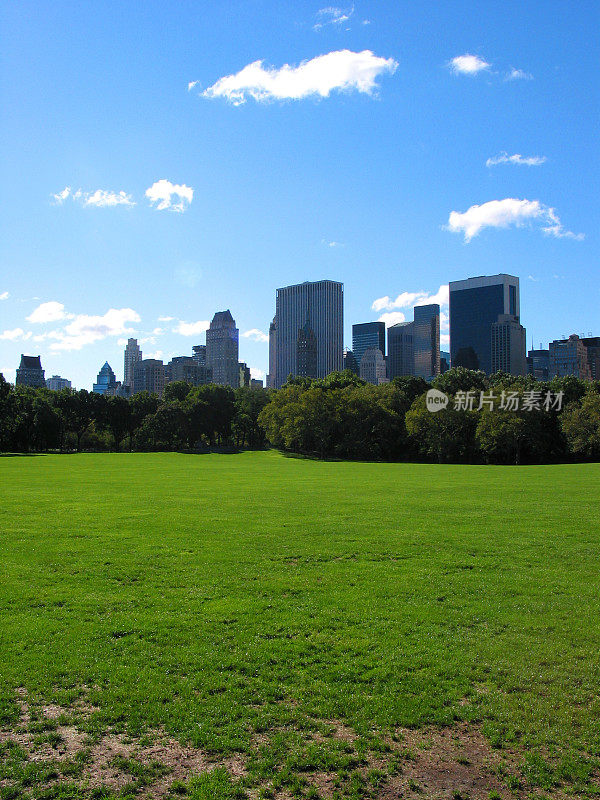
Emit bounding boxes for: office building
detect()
[440,351,450,374]
[352,322,385,368]
[239,362,251,388]
[192,344,207,366]
[166,357,211,386]
[449,274,525,375]
[124,338,142,388]
[387,322,414,379]
[267,317,277,388]
[549,335,592,380]
[16,355,45,388]
[274,280,343,388]
[46,375,71,391]
[343,349,359,375]
[359,348,387,385]
[413,304,441,380]
[296,320,318,379]
[132,359,166,396]
[250,378,264,389]
[491,315,527,376]
[206,310,239,388]
[582,337,600,381]
[93,362,119,395]
[526,348,550,381]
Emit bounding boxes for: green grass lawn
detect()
[1,451,599,799]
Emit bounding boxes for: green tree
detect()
[432,367,487,396]
[405,394,479,463]
[163,381,193,402]
[561,392,600,460]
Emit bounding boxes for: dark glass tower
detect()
[206,310,239,388]
[92,362,118,395]
[449,274,524,375]
[352,322,386,367]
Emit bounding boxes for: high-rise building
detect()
[526,348,550,381]
[124,338,142,388]
[387,322,414,379]
[343,349,359,375]
[582,337,600,381]
[93,362,119,395]
[16,355,45,388]
[166,357,212,386]
[413,304,441,380]
[440,351,451,374]
[449,274,525,375]
[359,348,387,385]
[387,305,441,381]
[250,378,264,389]
[352,322,385,368]
[267,317,277,388]
[206,310,239,388]
[274,280,343,388]
[296,320,318,379]
[46,375,71,391]
[491,315,527,375]
[238,362,251,388]
[192,344,207,366]
[549,335,593,380]
[132,359,166,396]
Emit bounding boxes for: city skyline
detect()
[1,1,598,389]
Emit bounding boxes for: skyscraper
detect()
[491,316,527,375]
[359,348,387,385]
[267,317,277,388]
[296,320,318,378]
[124,338,142,388]
[549,335,593,380]
[274,280,343,388]
[166,357,211,386]
[93,362,118,395]
[206,310,239,388]
[352,322,385,368]
[386,304,440,381]
[46,375,71,391]
[449,274,525,375]
[526,348,550,381]
[132,359,166,396]
[192,344,207,366]
[15,355,45,388]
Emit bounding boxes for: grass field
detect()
[1,452,599,800]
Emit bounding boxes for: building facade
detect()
[549,335,593,380]
[239,362,251,388]
[93,362,119,395]
[192,344,207,366]
[449,274,525,375]
[343,349,359,375]
[46,375,71,391]
[274,280,343,388]
[352,322,385,368]
[132,359,166,396]
[166,357,211,386]
[296,320,318,379]
[206,310,239,388]
[124,338,142,388]
[413,304,441,380]
[387,322,414,379]
[359,348,387,385]
[16,355,45,388]
[582,336,600,381]
[491,315,527,376]
[267,317,277,388]
[526,348,550,381]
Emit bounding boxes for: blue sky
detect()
[1,0,598,387]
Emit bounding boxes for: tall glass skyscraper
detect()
[93,362,118,395]
[387,304,440,381]
[124,338,142,388]
[206,310,239,388]
[449,274,525,375]
[274,280,343,388]
[352,322,386,367]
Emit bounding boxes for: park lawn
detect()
[0,451,599,799]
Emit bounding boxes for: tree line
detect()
[1,368,599,464]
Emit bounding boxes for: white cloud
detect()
[446,198,584,242]
[441,334,450,348]
[250,367,266,381]
[313,6,354,31]
[158,316,174,322]
[145,350,164,361]
[242,329,269,343]
[377,312,406,328]
[0,328,31,341]
[145,180,193,212]
[372,285,449,313]
[448,54,490,75]
[0,291,8,300]
[486,151,546,167]
[173,320,209,336]
[201,49,398,105]
[49,308,141,351]
[52,187,134,207]
[187,80,200,92]
[506,67,533,81]
[27,301,73,323]
[1,367,15,383]
[322,239,345,247]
